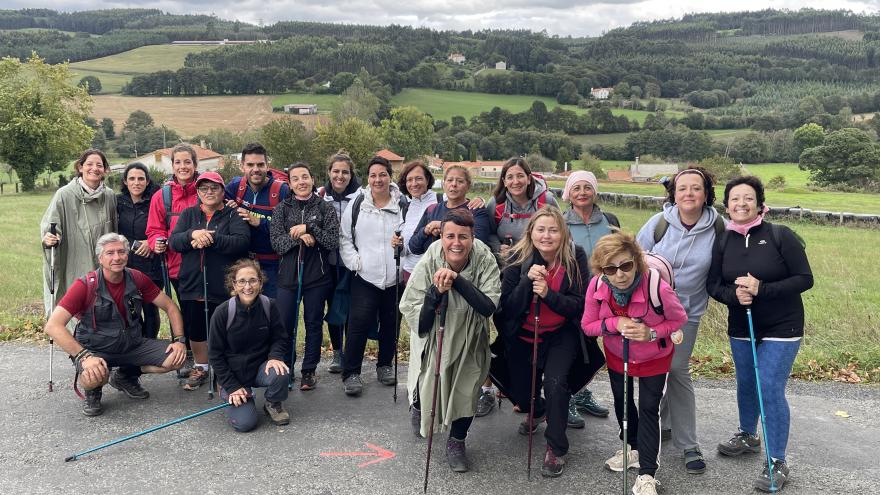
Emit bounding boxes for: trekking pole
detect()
[288,242,304,390]
[201,249,214,400]
[393,229,402,403]
[157,237,171,298]
[48,222,57,392]
[622,332,631,494]
[527,294,540,480]
[747,307,775,492]
[423,292,448,493]
[65,402,231,461]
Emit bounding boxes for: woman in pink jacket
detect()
[581,232,687,495]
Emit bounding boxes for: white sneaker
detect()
[632,474,660,495]
[605,446,640,472]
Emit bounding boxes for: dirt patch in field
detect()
[92,95,328,137]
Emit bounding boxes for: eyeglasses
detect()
[601,260,635,276]
[197,184,222,193]
[235,278,260,287]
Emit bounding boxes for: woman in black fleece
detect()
[209,259,290,431]
[707,176,813,493]
[270,162,339,391]
[170,172,251,391]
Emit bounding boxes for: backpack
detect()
[653,214,724,244]
[226,295,271,331]
[162,180,201,220]
[349,193,409,249]
[233,177,283,213]
[423,192,446,216]
[494,174,548,224]
[77,268,142,331]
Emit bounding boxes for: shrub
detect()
[577,152,607,179]
[767,175,786,190]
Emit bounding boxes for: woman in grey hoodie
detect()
[636,167,724,475]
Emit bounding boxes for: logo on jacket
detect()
[758,240,767,245]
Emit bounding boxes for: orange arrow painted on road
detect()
[320,443,396,468]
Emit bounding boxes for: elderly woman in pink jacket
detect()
[581,232,687,495]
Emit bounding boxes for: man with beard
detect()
[225,143,290,298]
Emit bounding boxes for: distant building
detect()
[439,159,506,178]
[283,104,318,115]
[630,157,678,182]
[448,52,466,64]
[375,149,405,171]
[123,144,224,175]
[590,87,613,100]
[495,61,507,70]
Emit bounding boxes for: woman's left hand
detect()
[620,320,651,341]
[391,232,404,249]
[300,234,315,247]
[735,273,761,296]
[532,278,548,298]
[466,197,485,210]
[265,359,289,377]
[134,240,152,257]
[433,268,457,294]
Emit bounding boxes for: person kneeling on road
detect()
[44,233,187,417]
[209,259,290,431]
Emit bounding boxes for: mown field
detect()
[572,129,754,149]
[3,192,878,382]
[69,44,219,93]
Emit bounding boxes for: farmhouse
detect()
[495,61,507,70]
[630,158,678,182]
[375,149,405,172]
[590,87,613,100]
[283,104,318,115]
[438,159,506,178]
[123,144,224,175]
[448,52,466,64]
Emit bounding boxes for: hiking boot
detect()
[541,445,565,478]
[604,445,639,472]
[475,389,496,417]
[685,448,707,474]
[754,459,789,493]
[446,437,469,473]
[717,431,761,457]
[517,414,545,435]
[411,406,422,438]
[376,365,396,386]
[109,370,149,399]
[176,351,193,379]
[572,388,609,417]
[328,350,343,374]
[82,387,103,417]
[182,366,208,391]
[263,401,290,426]
[343,374,363,396]
[300,371,317,391]
[567,398,585,429]
[632,474,660,495]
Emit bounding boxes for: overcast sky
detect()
[12,1,880,36]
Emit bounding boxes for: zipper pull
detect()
[745,234,749,249]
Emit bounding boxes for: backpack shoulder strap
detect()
[536,190,547,209]
[494,201,506,224]
[162,184,177,218]
[234,178,248,204]
[350,194,365,248]
[268,180,283,208]
[83,270,101,312]
[259,295,271,321]
[226,297,237,331]
[603,211,621,228]
[436,191,443,203]
[646,268,664,316]
[713,215,725,237]
[653,217,669,244]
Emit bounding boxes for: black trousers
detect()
[324,266,347,351]
[506,327,578,457]
[413,399,474,440]
[342,275,400,378]
[608,369,668,477]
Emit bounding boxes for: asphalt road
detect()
[2,342,878,494]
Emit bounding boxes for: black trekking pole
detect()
[288,242,304,390]
[48,222,57,392]
[65,402,231,461]
[527,294,540,480]
[201,249,214,400]
[423,292,449,493]
[393,229,402,403]
[157,237,172,298]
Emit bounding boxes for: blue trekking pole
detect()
[288,242,304,390]
[746,307,775,492]
[65,402,230,461]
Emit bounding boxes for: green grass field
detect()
[69,45,219,93]
[4,192,877,381]
[572,128,753,149]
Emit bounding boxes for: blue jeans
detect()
[219,362,289,432]
[729,337,800,461]
[258,259,279,299]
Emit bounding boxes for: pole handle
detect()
[49,222,57,235]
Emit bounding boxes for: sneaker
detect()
[109,370,149,399]
[754,459,789,493]
[300,371,317,391]
[82,387,103,417]
[328,350,343,374]
[567,398,585,429]
[376,365,396,386]
[605,446,639,472]
[517,414,545,435]
[176,350,194,379]
[446,437,469,473]
[182,366,208,391]
[685,448,707,474]
[717,431,761,457]
[263,401,290,425]
[343,374,364,396]
[475,389,496,417]
[541,445,565,477]
[410,406,422,438]
[632,474,660,495]
[572,388,610,417]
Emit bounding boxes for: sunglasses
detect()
[601,260,635,276]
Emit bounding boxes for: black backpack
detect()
[349,193,409,249]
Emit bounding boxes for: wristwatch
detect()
[172,335,187,345]
[649,329,657,342]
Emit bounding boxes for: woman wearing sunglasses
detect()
[582,232,687,495]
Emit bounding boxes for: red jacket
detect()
[146,178,199,279]
[581,273,687,367]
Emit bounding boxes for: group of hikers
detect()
[40,143,812,494]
